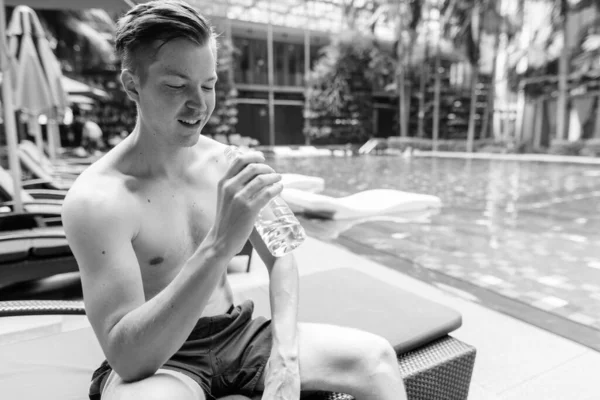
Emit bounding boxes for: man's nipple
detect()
[149,256,165,266]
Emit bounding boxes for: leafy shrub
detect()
[548,140,585,156]
[580,138,600,157]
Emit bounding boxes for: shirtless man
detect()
[62,1,407,399]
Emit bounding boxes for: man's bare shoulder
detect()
[61,156,139,237]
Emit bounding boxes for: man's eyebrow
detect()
[161,68,217,82]
[161,67,190,79]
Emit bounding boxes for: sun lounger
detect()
[0,168,64,218]
[59,146,103,164]
[0,224,77,290]
[0,167,68,202]
[0,267,476,399]
[19,140,91,174]
[17,147,77,190]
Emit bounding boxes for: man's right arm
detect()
[61,187,230,382]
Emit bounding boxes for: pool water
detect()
[268,155,600,346]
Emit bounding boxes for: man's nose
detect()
[187,86,207,111]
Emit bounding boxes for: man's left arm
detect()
[249,229,301,399]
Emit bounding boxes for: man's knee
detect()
[352,335,398,377]
[102,370,204,400]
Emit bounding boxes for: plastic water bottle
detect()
[224,146,306,257]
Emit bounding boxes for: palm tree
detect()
[341,0,423,137]
[376,0,423,137]
[447,0,504,152]
[432,0,459,150]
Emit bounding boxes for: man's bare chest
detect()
[131,183,218,275]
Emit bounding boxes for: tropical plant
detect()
[342,0,424,137]
[432,0,459,149]
[445,0,508,151]
[305,31,385,144]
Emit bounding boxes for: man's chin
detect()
[179,128,203,146]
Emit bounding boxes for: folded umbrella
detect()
[8,7,54,117]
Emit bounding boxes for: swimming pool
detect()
[268,155,600,348]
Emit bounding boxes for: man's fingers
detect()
[224,151,266,179]
[244,173,282,197]
[248,181,284,210]
[235,163,277,186]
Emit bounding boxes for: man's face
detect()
[135,38,217,147]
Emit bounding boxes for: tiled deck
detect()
[228,237,600,400]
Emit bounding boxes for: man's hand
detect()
[261,351,301,400]
[207,149,283,258]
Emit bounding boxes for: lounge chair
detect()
[0,217,76,290]
[18,145,78,190]
[0,167,65,218]
[0,267,476,399]
[59,146,103,164]
[19,140,92,173]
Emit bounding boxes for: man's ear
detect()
[120,69,140,102]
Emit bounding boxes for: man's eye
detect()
[167,84,185,89]
[202,86,214,91]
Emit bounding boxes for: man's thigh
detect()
[254,322,395,393]
[101,368,205,400]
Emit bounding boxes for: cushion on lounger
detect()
[30,239,72,258]
[237,267,462,353]
[0,245,29,264]
[0,267,462,399]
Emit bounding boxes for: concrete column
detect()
[267,1,275,145]
[303,20,311,145]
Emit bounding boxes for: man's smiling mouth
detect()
[178,118,201,127]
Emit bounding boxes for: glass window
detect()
[233,37,250,84]
[252,39,268,85]
[274,41,286,86]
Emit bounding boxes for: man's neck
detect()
[123,124,195,179]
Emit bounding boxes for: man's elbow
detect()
[104,330,160,382]
[108,353,159,383]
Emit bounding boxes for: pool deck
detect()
[229,237,600,400]
[261,144,600,165]
[415,150,600,165]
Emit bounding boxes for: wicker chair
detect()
[0,270,476,400]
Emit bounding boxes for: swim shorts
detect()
[89,300,273,399]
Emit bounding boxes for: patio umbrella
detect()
[30,7,78,160]
[0,3,24,212]
[7,6,55,158]
[31,11,69,160]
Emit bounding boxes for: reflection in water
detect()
[268,155,600,331]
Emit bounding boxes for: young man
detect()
[61,1,407,399]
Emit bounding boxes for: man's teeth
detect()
[180,119,200,124]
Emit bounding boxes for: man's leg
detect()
[101,369,205,400]
[100,369,260,400]
[256,323,407,400]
